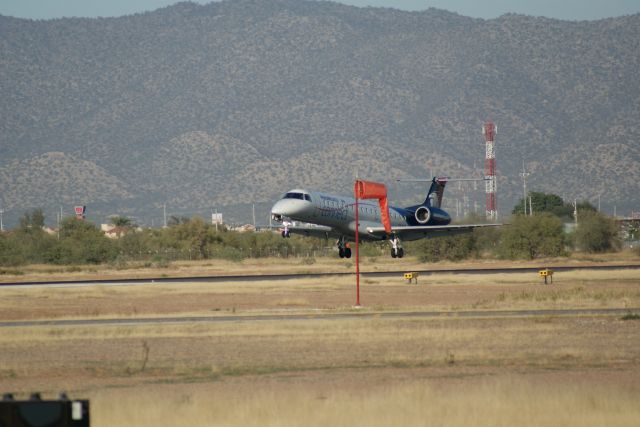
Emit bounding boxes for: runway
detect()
[1,263,639,288]
[1,307,637,328]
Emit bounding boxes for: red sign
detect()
[74,206,86,219]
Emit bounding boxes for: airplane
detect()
[270,177,501,258]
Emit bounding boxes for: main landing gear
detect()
[336,236,402,259]
[338,237,352,258]
[390,234,404,258]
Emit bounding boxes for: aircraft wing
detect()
[365,223,502,240]
[282,223,337,239]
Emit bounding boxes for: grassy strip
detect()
[88,375,640,427]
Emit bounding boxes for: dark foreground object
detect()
[0,395,89,427]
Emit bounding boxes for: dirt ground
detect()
[1,258,639,426]
[1,268,639,320]
[2,251,639,284]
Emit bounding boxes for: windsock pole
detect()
[355,191,360,307]
[354,180,392,307]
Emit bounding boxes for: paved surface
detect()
[1,264,639,288]
[1,308,638,328]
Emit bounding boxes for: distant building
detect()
[43,227,58,236]
[616,216,640,242]
[101,223,135,239]
[231,224,256,233]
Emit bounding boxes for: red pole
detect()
[355,184,360,307]
[353,179,390,307]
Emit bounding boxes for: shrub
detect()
[216,247,245,262]
[574,211,621,253]
[151,255,170,268]
[415,233,477,263]
[498,213,566,259]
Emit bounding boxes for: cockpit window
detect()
[284,192,311,201]
[284,192,303,200]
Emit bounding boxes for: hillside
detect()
[1,0,639,225]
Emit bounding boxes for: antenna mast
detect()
[483,121,498,221]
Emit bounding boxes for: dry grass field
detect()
[1,250,639,283]
[1,256,639,426]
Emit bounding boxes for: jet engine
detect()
[414,206,431,224]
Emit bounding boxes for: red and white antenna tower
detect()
[483,121,497,221]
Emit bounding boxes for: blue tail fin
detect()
[423,177,448,208]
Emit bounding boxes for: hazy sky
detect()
[1,0,638,21]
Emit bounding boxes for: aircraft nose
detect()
[271,199,307,220]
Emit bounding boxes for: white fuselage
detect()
[270,180,496,259]
[271,189,408,240]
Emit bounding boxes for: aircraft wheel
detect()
[391,249,397,258]
[398,248,404,258]
[338,248,345,258]
[344,248,352,258]
[281,231,286,238]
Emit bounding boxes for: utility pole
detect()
[463,194,469,218]
[0,208,4,232]
[519,160,530,215]
[573,199,578,227]
[58,206,63,239]
[252,204,256,229]
[163,203,167,228]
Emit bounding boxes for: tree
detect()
[573,211,621,253]
[512,192,572,218]
[110,215,134,228]
[19,208,46,231]
[498,213,566,259]
[11,208,56,264]
[474,225,502,255]
[50,217,117,264]
[117,230,153,259]
[168,215,190,226]
[574,201,597,218]
[413,233,477,262]
[0,232,23,266]
[165,217,219,259]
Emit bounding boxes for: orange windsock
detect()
[355,180,387,200]
[354,180,392,234]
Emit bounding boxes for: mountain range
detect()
[1,0,639,226]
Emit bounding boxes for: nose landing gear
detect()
[280,221,291,238]
[337,237,352,258]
